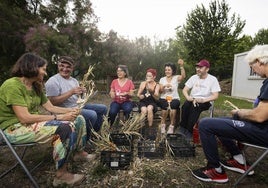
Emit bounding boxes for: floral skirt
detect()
[3,115,87,169]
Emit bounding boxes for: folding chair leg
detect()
[0,132,39,188]
[0,146,27,178]
[233,149,268,187]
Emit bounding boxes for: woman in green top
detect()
[0,53,93,186]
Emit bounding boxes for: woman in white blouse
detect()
[159,59,185,134]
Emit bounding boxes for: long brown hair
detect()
[11,53,47,95]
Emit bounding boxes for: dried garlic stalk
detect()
[224,100,239,110]
[77,65,96,109]
[120,113,146,137]
[91,114,146,152]
[90,116,119,152]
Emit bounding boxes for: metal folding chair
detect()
[233,142,268,187]
[0,129,40,188]
[208,101,214,118]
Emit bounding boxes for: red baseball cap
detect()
[196,59,210,68]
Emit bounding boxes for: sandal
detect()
[53,173,85,186]
[73,153,96,162]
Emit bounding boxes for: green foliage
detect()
[0,0,39,83]
[24,24,71,76]
[252,28,268,45]
[175,0,247,80]
[214,94,253,110]
[1,0,268,85]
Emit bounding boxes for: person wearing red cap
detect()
[192,45,268,184]
[178,59,221,140]
[137,68,160,139]
[159,59,186,134]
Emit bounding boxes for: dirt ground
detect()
[1,92,268,188]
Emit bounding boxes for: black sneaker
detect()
[192,167,229,183]
[220,159,254,175]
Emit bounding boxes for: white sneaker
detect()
[167,125,174,134]
[161,124,166,134]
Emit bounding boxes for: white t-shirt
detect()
[185,74,221,99]
[159,75,180,99]
[45,73,79,107]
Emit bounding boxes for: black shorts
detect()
[139,101,158,113]
[158,98,180,110]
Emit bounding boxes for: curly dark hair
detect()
[164,62,177,75]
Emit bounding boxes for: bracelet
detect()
[53,114,57,120]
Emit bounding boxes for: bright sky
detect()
[91,0,268,41]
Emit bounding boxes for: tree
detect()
[0,0,41,83]
[24,0,101,79]
[252,28,268,45]
[176,0,246,79]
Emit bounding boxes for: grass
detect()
[176,90,254,117]
[87,91,267,188]
[1,89,265,188]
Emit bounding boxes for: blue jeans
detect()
[108,101,133,125]
[81,103,107,140]
[199,117,268,168]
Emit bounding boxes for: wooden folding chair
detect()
[0,129,40,188]
[233,142,268,187]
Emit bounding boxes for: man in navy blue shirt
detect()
[192,45,268,183]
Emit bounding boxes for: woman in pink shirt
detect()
[108,65,135,125]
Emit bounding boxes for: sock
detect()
[215,166,222,173]
[233,154,245,164]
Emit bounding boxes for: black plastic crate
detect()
[110,133,134,152]
[100,151,131,170]
[166,134,189,146]
[169,145,195,157]
[137,140,165,159]
[166,134,195,157]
